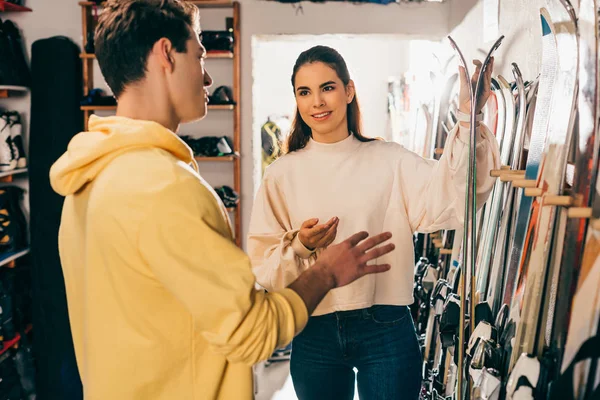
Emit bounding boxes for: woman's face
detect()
[294,62,354,138]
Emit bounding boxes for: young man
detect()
[49,1,395,399]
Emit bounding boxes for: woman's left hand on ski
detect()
[458,57,494,116]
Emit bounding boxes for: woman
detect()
[248,45,500,399]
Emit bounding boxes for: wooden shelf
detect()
[81,105,234,111]
[191,0,235,8]
[0,333,21,356]
[80,52,232,59]
[79,0,234,8]
[207,51,234,59]
[0,248,30,268]
[0,85,28,97]
[0,168,27,180]
[0,1,32,12]
[80,105,116,111]
[195,154,239,162]
[209,104,235,110]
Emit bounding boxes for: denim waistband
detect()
[313,304,408,321]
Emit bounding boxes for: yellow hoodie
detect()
[50,115,308,400]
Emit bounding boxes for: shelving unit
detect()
[79,51,233,59]
[79,0,243,247]
[80,104,235,112]
[0,249,30,268]
[0,6,35,394]
[0,4,32,268]
[0,168,27,179]
[0,86,28,98]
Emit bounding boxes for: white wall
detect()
[447,0,544,83]
[3,0,452,249]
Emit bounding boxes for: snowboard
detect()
[29,36,84,399]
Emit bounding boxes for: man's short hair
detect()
[95,0,200,98]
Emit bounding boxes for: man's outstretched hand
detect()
[319,231,394,288]
[288,231,395,314]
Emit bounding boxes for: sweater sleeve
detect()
[137,178,308,366]
[399,122,500,233]
[247,171,315,292]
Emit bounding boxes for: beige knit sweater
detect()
[248,123,500,316]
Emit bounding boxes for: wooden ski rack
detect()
[567,207,593,218]
[501,165,511,170]
[524,188,544,197]
[543,195,573,207]
[513,179,538,188]
[490,169,526,178]
[434,148,444,156]
[500,173,527,182]
[439,248,453,255]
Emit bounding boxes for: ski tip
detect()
[540,14,551,36]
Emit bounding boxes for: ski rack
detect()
[447,34,504,399]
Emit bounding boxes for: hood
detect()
[50,115,196,196]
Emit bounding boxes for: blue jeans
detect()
[290,305,423,400]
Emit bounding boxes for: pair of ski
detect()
[446,30,504,399]
[417,33,506,399]
[414,53,466,400]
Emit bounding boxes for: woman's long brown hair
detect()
[286,45,375,153]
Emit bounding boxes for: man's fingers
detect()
[360,264,391,276]
[361,243,396,263]
[355,232,393,254]
[345,231,369,247]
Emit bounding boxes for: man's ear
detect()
[152,38,175,72]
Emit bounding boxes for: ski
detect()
[486,64,530,317]
[475,74,517,305]
[545,0,600,379]
[510,0,578,366]
[500,5,560,374]
[448,33,504,400]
